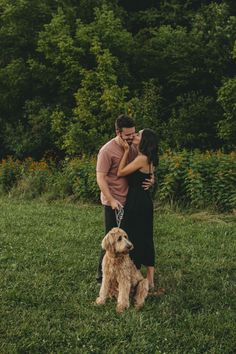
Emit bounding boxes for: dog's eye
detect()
[118,236,122,241]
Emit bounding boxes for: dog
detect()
[96,227,149,313]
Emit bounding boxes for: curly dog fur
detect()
[96,227,149,313]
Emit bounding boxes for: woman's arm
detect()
[117,138,146,177]
[117,146,145,177]
[117,155,145,176]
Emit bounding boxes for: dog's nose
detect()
[127,243,133,250]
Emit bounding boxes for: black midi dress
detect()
[124,170,155,269]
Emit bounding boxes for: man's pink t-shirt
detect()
[96,138,137,206]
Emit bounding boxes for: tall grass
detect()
[1,151,236,211]
[0,198,235,353]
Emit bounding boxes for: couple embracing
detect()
[96,114,163,295]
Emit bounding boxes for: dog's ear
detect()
[101,234,110,251]
[102,230,115,252]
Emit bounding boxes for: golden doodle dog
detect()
[96,227,149,313]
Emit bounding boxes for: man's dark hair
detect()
[115,114,135,131]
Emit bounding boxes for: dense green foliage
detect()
[1,199,235,353]
[0,0,235,159]
[157,150,236,211]
[1,152,235,211]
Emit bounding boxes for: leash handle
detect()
[115,207,124,228]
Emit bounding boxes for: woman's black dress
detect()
[124,170,155,269]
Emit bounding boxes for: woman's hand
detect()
[117,137,130,177]
[119,137,129,152]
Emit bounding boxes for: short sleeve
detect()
[96,148,112,173]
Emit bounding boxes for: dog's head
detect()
[102,227,133,255]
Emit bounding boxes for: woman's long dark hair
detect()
[139,129,159,166]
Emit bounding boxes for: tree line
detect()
[0,0,235,160]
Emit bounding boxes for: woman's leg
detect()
[147,266,166,296]
[146,266,155,288]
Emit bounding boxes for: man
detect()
[96,114,153,282]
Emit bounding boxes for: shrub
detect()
[11,170,51,199]
[45,171,74,200]
[211,151,236,211]
[10,158,51,199]
[156,150,236,211]
[157,150,189,205]
[45,156,100,202]
[0,157,22,192]
[0,152,235,211]
[65,157,100,202]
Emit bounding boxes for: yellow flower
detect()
[188,168,194,177]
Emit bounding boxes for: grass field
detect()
[0,198,235,354]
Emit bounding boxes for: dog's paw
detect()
[116,302,129,313]
[95,297,105,305]
[116,304,125,313]
[135,302,144,311]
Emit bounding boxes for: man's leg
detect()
[96,206,117,283]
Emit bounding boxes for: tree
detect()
[216,39,236,149]
[0,0,53,158]
[217,77,236,149]
[62,40,128,155]
[127,80,166,147]
[167,92,222,150]
[0,0,236,158]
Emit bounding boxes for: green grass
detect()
[0,198,235,354]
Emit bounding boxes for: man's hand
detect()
[142,174,155,190]
[97,172,123,209]
[110,199,123,210]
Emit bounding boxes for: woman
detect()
[117,128,160,292]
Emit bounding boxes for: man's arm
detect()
[96,172,123,210]
[142,166,155,190]
[142,174,155,190]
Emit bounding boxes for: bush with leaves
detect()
[10,158,52,199]
[69,157,99,202]
[156,150,189,206]
[156,150,236,211]
[0,157,22,193]
[45,157,99,202]
[1,152,235,211]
